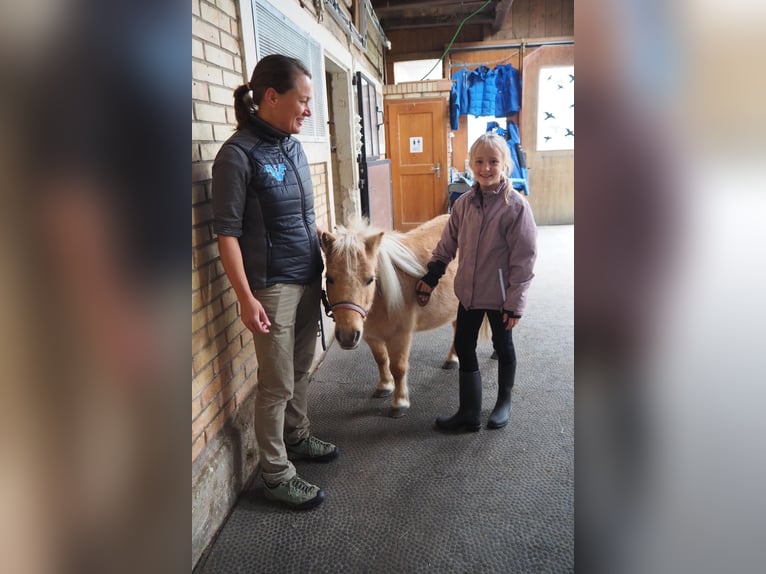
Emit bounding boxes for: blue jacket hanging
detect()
[495,64,522,117]
[450,64,523,128]
[486,120,529,195]
[467,66,498,117]
[449,68,470,130]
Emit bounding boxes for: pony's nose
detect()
[335,328,362,349]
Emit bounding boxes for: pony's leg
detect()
[442,318,459,370]
[386,331,414,418]
[366,338,394,398]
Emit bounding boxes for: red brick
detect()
[219,30,240,55]
[192,201,213,226]
[194,101,227,124]
[192,325,209,353]
[200,2,229,31]
[192,401,213,440]
[192,241,219,267]
[192,304,213,332]
[235,375,257,407]
[232,341,255,370]
[222,70,244,90]
[192,434,205,462]
[192,16,220,45]
[192,162,213,184]
[214,123,236,141]
[192,331,226,375]
[204,405,230,442]
[212,337,242,375]
[192,225,212,248]
[204,43,235,71]
[192,59,222,84]
[216,0,237,19]
[207,305,239,339]
[200,372,225,408]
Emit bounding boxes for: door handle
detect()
[432,162,441,178]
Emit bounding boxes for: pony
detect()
[319,214,460,418]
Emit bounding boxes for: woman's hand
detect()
[240,295,271,333]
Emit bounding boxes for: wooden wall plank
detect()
[512,0,530,38]
[546,0,563,37]
[561,0,574,35]
[528,0,547,38]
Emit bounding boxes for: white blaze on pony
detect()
[320,215,461,418]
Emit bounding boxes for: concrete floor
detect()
[194,224,573,574]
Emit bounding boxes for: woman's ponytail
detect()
[233,84,255,130]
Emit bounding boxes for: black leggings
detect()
[454,304,516,372]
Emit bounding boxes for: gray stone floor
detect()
[194,225,573,574]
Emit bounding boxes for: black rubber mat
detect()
[194,226,573,574]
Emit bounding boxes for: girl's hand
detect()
[415,280,433,307]
[502,312,520,331]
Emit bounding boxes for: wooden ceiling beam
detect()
[380,16,494,31]
[374,0,490,19]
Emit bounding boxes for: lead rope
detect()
[321,289,334,318]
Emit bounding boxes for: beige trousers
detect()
[252,279,320,485]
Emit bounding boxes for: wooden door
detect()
[521,44,575,225]
[384,98,448,231]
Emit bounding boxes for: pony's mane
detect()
[331,218,426,313]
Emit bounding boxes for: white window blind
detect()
[252,0,327,141]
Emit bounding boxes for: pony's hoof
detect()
[387,406,409,418]
[441,360,458,370]
[372,388,393,398]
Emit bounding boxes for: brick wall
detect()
[311,163,331,232]
[192,0,253,464]
[382,80,453,100]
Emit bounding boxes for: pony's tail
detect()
[478,317,492,342]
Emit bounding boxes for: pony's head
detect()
[320,221,384,349]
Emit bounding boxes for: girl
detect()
[416,133,537,432]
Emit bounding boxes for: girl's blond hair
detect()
[469,133,515,204]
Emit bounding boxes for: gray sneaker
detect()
[263,475,326,510]
[286,435,339,462]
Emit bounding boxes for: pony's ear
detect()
[364,231,384,258]
[320,231,335,253]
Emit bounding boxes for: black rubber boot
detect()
[487,362,515,429]
[435,370,482,432]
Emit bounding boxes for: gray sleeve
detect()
[431,201,462,265]
[212,144,251,237]
[505,199,538,314]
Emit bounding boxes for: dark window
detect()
[356,72,380,160]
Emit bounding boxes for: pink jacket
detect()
[431,178,537,314]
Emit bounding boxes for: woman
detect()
[212,55,336,510]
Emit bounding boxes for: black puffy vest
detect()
[223,116,323,290]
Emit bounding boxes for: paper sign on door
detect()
[409,137,423,153]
